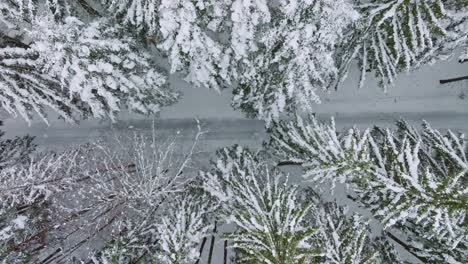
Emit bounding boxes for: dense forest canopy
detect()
[0,1,467,263]
[0,0,467,124]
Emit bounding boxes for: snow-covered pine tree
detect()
[301,188,402,264]
[338,0,468,89]
[155,193,213,264]
[0,0,178,124]
[202,145,402,263]
[105,0,233,91]
[3,1,467,125]
[0,43,76,123]
[201,145,320,263]
[268,115,467,263]
[30,16,177,122]
[230,0,360,125]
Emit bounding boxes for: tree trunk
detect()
[224,240,228,264]
[439,75,468,84]
[207,222,218,264]
[194,237,208,264]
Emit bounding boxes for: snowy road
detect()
[2,112,467,151]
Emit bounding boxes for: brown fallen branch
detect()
[77,0,100,16]
[439,75,468,84]
[345,195,430,263]
[385,232,428,263]
[43,213,119,264]
[277,161,304,167]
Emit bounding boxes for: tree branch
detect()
[0,32,30,49]
[345,194,431,263]
[77,0,101,17]
[385,232,428,263]
[439,75,468,84]
[194,237,208,264]
[277,160,303,167]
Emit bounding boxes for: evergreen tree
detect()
[201,145,401,263]
[106,0,233,91]
[302,189,401,264]
[102,0,463,124]
[92,192,212,264]
[231,0,359,126]
[337,0,468,89]
[201,145,321,263]
[268,115,467,262]
[0,0,178,124]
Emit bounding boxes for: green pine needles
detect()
[268,115,467,263]
[202,146,320,263]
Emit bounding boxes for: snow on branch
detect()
[301,188,400,264]
[201,145,319,263]
[1,124,212,262]
[0,145,92,262]
[1,2,178,124]
[346,0,468,89]
[29,16,178,122]
[268,115,467,262]
[0,131,35,169]
[201,145,403,263]
[232,0,359,125]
